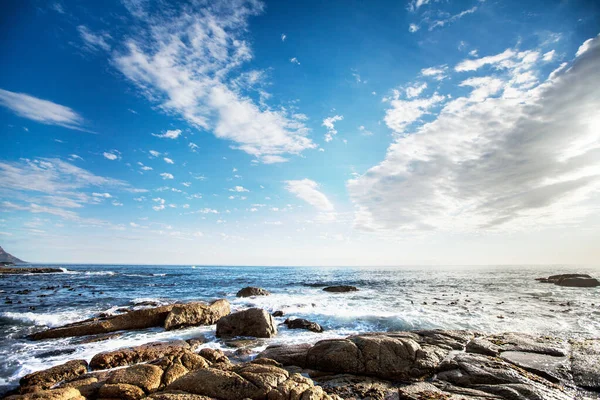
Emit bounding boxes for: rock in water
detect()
[536,273,600,287]
[164,299,230,330]
[284,318,324,333]
[216,308,277,338]
[236,287,271,297]
[323,285,358,293]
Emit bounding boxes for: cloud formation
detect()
[285,179,334,212]
[0,89,85,130]
[113,0,315,163]
[348,35,600,233]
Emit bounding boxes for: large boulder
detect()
[89,340,191,370]
[164,299,230,330]
[322,285,358,293]
[216,308,277,338]
[236,287,270,297]
[284,318,323,333]
[19,360,88,391]
[30,305,175,340]
[106,364,164,393]
[167,361,338,400]
[258,344,312,368]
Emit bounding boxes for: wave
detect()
[1,310,90,328]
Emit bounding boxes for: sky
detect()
[0,0,599,266]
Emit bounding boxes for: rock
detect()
[272,310,285,317]
[0,268,63,275]
[536,273,600,287]
[198,348,229,364]
[216,308,277,338]
[571,339,600,390]
[97,383,145,400]
[107,364,164,393]
[500,351,570,383]
[148,392,217,400]
[322,285,358,293]
[186,334,209,350]
[89,340,191,370]
[56,377,101,398]
[466,332,569,357]
[236,286,271,297]
[19,360,88,390]
[4,387,84,400]
[164,299,230,330]
[150,350,211,386]
[435,352,573,400]
[398,381,503,399]
[284,318,324,333]
[30,304,175,340]
[258,344,312,368]
[313,374,401,400]
[167,362,337,400]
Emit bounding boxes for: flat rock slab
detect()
[500,351,570,383]
[572,339,600,390]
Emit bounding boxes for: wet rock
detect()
[223,338,262,349]
[148,392,217,400]
[89,340,191,370]
[216,308,277,338]
[272,310,285,317]
[4,387,84,400]
[313,374,401,400]
[284,318,324,333]
[164,299,230,330]
[186,334,209,350]
[398,381,503,399]
[0,267,64,275]
[466,332,569,357]
[236,286,271,297]
[571,338,600,390]
[198,348,229,364]
[30,304,175,340]
[35,348,77,359]
[19,360,88,390]
[72,332,122,344]
[322,285,358,293]
[107,364,164,393]
[500,351,571,383]
[258,344,312,368]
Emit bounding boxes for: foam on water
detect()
[1,264,599,392]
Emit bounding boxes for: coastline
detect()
[1,265,599,399]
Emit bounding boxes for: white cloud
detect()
[285,179,334,212]
[0,89,85,130]
[455,48,517,72]
[542,50,555,62]
[262,155,288,164]
[103,152,118,160]
[576,35,598,57]
[348,35,600,233]
[160,173,174,180]
[290,57,300,65]
[322,115,343,142]
[188,142,199,152]
[229,186,249,192]
[281,33,286,42]
[152,129,182,139]
[420,65,448,80]
[409,24,419,33]
[428,7,477,31]
[384,92,445,133]
[198,208,219,214]
[358,126,373,136]
[163,157,174,164]
[405,82,428,98]
[77,25,111,51]
[149,150,160,157]
[92,192,112,198]
[113,2,314,163]
[408,0,431,12]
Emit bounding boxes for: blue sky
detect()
[0,0,599,265]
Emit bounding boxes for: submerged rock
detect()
[236,286,271,297]
[164,299,230,330]
[216,308,277,338]
[0,267,63,274]
[284,318,324,333]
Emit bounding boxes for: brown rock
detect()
[107,364,164,393]
[258,344,312,368]
[147,392,217,400]
[97,383,145,400]
[284,318,324,333]
[4,387,84,400]
[89,340,190,370]
[30,305,175,340]
[164,299,230,330]
[19,360,88,390]
[216,308,277,338]
[236,287,271,297]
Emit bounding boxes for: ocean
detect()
[1,264,599,392]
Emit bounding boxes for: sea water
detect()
[1,264,599,391]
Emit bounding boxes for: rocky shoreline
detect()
[2,282,599,400]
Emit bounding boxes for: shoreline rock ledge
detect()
[5,329,599,400]
[536,273,600,287]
